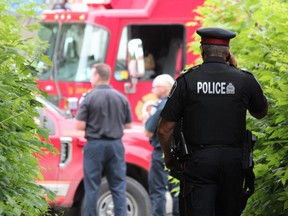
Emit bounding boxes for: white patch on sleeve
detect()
[168,81,177,98]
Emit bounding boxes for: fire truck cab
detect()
[35,0,204,215]
[37,0,203,120]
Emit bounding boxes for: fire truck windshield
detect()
[37,23,109,82]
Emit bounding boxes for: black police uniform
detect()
[160,28,267,216]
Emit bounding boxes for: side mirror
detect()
[60,97,78,118]
[39,114,49,129]
[127,39,145,78]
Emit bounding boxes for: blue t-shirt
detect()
[145,97,168,148]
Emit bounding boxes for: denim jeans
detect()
[149,147,179,216]
[83,139,127,216]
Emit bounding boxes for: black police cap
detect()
[196,27,236,46]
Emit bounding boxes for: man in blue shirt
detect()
[144,74,179,216]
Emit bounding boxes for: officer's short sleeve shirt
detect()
[160,74,187,122]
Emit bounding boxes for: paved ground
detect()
[51,192,174,216]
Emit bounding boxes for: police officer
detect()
[75,63,132,216]
[157,27,268,216]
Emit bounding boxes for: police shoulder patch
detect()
[189,64,201,70]
[178,65,201,78]
[239,68,253,75]
[79,89,92,104]
[168,81,177,98]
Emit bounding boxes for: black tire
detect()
[79,176,151,216]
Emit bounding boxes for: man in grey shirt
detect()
[76,63,132,216]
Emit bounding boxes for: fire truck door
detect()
[36,108,61,194]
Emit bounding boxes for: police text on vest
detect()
[197,82,235,94]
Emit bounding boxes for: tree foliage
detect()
[190,0,288,215]
[0,0,54,215]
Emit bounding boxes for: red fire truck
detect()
[35,0,204,215]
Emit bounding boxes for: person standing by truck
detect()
[157,27,268,216]
[75,63,132,216]
[143,74,179,216]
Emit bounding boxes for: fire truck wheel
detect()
[80,176,151,216]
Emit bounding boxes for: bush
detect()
[0,1,54,215]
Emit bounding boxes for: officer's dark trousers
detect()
[180,146,243,216]
[83,139,127,216]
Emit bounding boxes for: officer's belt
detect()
[87,136,119,141]
[190,144,242,151]
[99,136,119,140]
